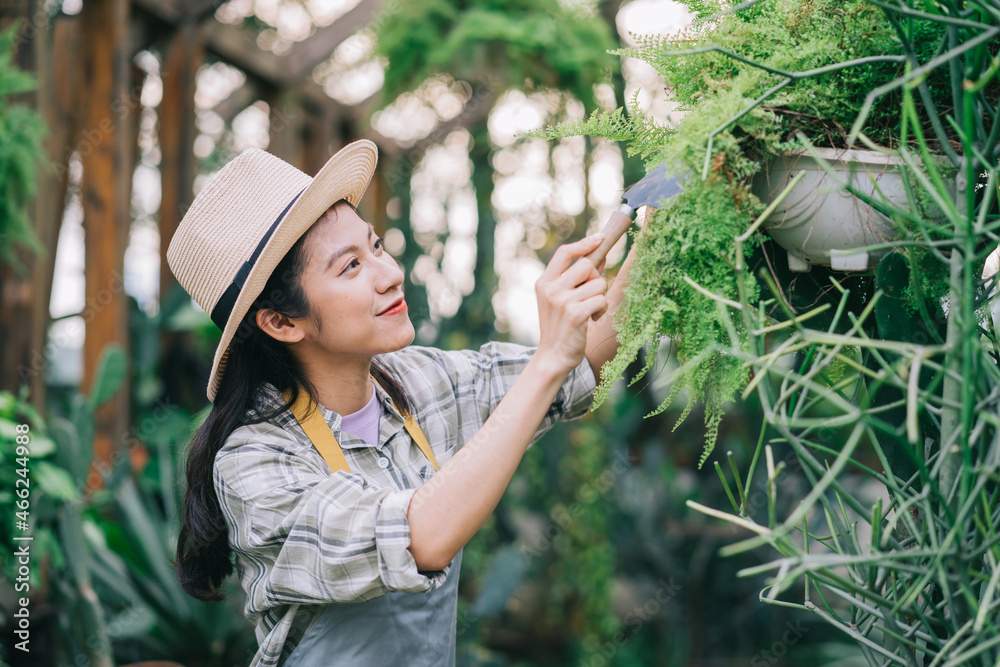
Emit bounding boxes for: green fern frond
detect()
[526,93,671,163]
[527,106,635,143]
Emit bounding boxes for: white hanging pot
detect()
[752,148,908,272]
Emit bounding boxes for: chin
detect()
[385,320,416,352]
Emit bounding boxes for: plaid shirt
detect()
[214,342,597,667]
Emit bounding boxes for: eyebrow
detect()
[326,223,375,272]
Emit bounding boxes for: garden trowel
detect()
[584,161,683,267]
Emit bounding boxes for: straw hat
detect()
[166,140,378,402]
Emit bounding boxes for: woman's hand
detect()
[534,234,609,378]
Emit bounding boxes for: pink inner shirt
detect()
[340,381,382,446]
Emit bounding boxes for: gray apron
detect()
[283,549,463,666]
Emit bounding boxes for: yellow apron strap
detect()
[403,414,439,471]
[371,375,439,471]
[284,383,438,474]
[285,389,352,474]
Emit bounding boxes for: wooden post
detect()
[25,14,81,407]
[79,0,131,485]
[159,19,202,303]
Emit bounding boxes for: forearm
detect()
[406,355,567,571]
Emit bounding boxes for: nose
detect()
[374,251,405,293]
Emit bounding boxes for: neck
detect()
[299,354,374,416]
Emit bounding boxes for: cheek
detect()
[327,287,373,326]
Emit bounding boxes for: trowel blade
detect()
[622,161,684,211]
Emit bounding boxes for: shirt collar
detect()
[252,379,405,451]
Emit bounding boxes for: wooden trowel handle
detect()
[585,203,635,268]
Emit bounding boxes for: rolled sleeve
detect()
[215,438,450,612]
[555,354,599,421]
[472,342,597,423]
[383,342,598,449]
[374,487,449,591]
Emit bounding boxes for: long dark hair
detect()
[176,204,412,601]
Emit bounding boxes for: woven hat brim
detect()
[206,140,378,402]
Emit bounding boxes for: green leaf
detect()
[0,391,15,417]
[105,605,157,640]
[48,415,79,462]
[30,436,55,457]
[0,417,18,442]
[34,461,80,502]
[70,396,96,482]
[87,343,128,409]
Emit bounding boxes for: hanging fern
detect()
[528,0,927,465]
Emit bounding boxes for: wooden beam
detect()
[200,17,282,81]
[182,0,220,19]
[284,0,383,80]
[199,18,336,112]
[79,0,131,485]
[130,0,218,25]
[213,79,261,125]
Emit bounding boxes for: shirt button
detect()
[377,456,390,469]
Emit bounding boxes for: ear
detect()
[256,308,305,344]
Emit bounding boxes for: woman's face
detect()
[293,202,414,360]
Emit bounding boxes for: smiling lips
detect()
[378,298,407,316]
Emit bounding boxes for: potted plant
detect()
[535,0,999,663]
[532,0,960,460]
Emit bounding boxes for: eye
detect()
[341,258,360,274]
[373,237,383,252]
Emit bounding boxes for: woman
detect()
[169,140,634,666]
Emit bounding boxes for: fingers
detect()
[562,278,608,323]
[579,293,609,323]
[571,274,608,301]
[558,255,603,291]
[540,233,604,281]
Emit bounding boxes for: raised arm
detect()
[406,234,609,571]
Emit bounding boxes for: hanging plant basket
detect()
[752,148,908,272]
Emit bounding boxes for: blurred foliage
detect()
[0,21,46,273]
[86,452,252,667]
[1,330,252,667]
[374,0,617,111]
[0,389,72,592]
